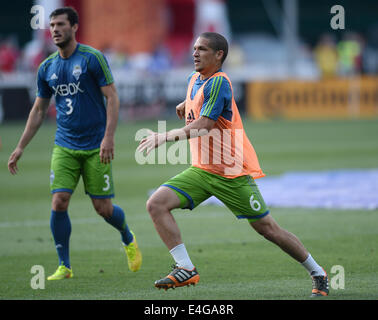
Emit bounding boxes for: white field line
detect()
[0,217,100,228]
[0,210,232,229]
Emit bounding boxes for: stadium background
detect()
[1,0,378,121]
[0,0,377,301]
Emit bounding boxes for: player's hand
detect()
[8,147,23,175]
[137,129,166,155]
[100,136,114,164]
[176,102,185,120]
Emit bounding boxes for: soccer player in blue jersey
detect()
[8,7,142,280]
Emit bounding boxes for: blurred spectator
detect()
[0,36,20,73]
[362,46,378,74]
[362,24,378,74]
[22,29,55,72]
[225,42,245,68]
[124,46,172,75]
[149,45,172,74]
[103,41,128,70]
[337,32,363,76]
[313,34,338,78]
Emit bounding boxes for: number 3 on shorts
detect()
[103,174,110,191]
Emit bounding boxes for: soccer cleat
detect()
[155,264,200,290]
[47,264,73,280]
[311,269,329,297]
[123,231,142,272]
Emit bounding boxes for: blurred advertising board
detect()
[0,72,247,122]
[247,76,378,120]
[115,75,247,121]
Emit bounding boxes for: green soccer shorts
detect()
[50,144,114,198]
[161,166,269,223]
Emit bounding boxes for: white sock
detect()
[169,243,195,270]
[301,254,326,277]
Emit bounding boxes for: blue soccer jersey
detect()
[188,70,232,121]
[37,43,114,150]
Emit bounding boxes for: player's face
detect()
[193,37,221,74]
[50,14,77,48]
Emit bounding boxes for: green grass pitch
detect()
[0,118,377,300]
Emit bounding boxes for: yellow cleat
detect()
[47,264,73,280]
[124,231,142,272]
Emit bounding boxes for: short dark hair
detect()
[49,7,79,26]
[200,32,229,63]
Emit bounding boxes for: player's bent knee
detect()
[95,207,113,218]
[146,198,159,217]
[92,199,113,218]
[52,192,71,211]
[146,186,182,220]
[146,196,170,219]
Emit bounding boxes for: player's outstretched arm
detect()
[137,116,215,156]
[100,83,120,164]
[8,97,50,175]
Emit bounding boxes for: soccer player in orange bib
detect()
[138,32,328,297]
